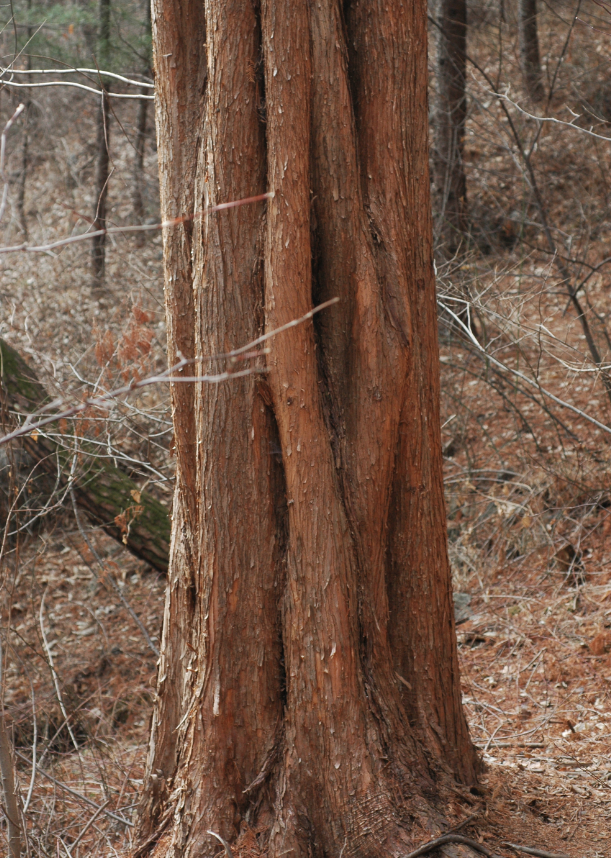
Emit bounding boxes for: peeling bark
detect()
[137,0,479,855]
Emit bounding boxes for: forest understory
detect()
[1,1,611,856]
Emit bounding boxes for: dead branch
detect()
[0,296,338,448]
[403,833,502,858]
[14,750,134,828]
[504,845,569,858]
[1,65,153,87]
[0,190,273,255]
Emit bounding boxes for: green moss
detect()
[0,338,49,408]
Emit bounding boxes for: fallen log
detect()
[0,338,170,572]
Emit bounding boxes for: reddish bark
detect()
[136,0,479,855]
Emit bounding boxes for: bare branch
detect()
[0,296,338,448]
[0,78,153,99]
[0,638,22,858]
[403,833,502,858]
[438,296,611,437]
[1,65,153,87]
[504,845,569,858]
[495,89,611,143]
[0,190,273,254]
[0,103,25,223]
[14,750,134,827]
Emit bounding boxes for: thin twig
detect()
[438,298,611,436]
[0,297,338,447]
[0,103,25,223]
[1,65,153,87]
[0,190,273,255]
[0,78,152,99]
[208,830,234,858]
[504,845,569,858]
[14,750,133,827]
[443,811,481,834]
[39,589,82,756]
[22,678,37,812]
[0,637,22,858]
[70,799,111,850]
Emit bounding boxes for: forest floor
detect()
[2,2,611,856]
[6,479,611,858]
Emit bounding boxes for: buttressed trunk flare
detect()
[137,0,479,856]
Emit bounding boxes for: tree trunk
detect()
[91,87,111,292]
[16,0,32,239]
[518,0,545,102]
[0,337,170,571]
[132,0,151,236]
[17,104,29,240]
[91,0,112,293]
[136,0,479,855]
[433,0,468,252]
[132,92,148,231]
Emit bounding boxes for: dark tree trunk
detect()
[91,87,111,292]
[132,93,148,231]
[16,0,32,239]
[132,0,151,235]
[433,0,468,252]
[91,0,112,293]
[17,106,29,239]
[136,0,479,856]
[518,0,545,102]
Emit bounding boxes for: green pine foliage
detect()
[0,0,151,77]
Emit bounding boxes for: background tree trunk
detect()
[91,0,112,293]
[16,4,32,241]
[136,0,479,855]
[518,0,545,102]
[131,92,148,231]
[433,0,468,252]
[132,0,151,237]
